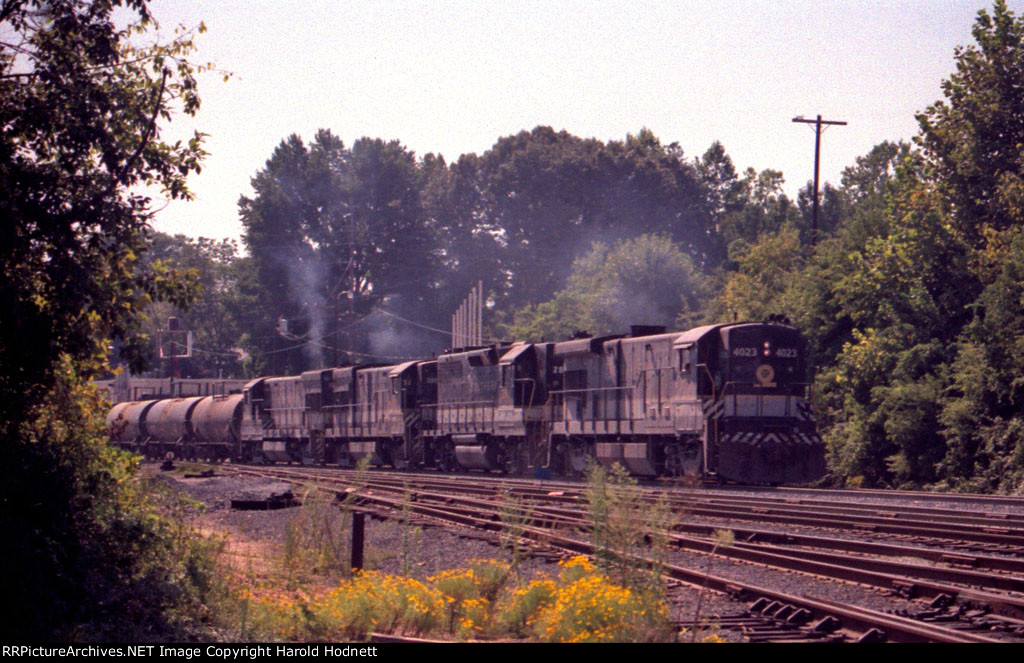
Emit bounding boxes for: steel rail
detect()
[220,464,1024,548]
[208,464,1013,642]
[335,483,1004,643]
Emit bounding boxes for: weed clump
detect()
[584,461,675,596]
[234,556,672,642]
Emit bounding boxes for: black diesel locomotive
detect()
[107,321,826,484]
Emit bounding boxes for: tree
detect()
[938,229,1024,490]
[694,141,743,222]
[0,0,213,639]
[796,182,846,242]
[917,0,1024,243]
[810,173,972,486]
[420,151,507,343]
[840,140,913,206]
[240,131,439,371]
[138,233,252,378]
[705,226,804,324]
[716,167,799,249]
[446,127,715,310]
[914,1,1024,491]
[507,234,706,341]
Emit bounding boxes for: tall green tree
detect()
[802,0,1024,489]
[439,126,715,310]
[420,150,504,327]
[0,0,215,639]
[240,131,438,371]
[694,141,744,224]
[839,140,913,207]
[138,234,252,378]
[920,0,1024,491]
[715,167,799,249]
[814,181,968,486]
[917,0,1024,244]
[705,226,804,324]
[508,234,706,341]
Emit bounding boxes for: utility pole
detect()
[792,114,846,246]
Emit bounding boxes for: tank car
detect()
[190,393,244,459]
[106,393,244,461]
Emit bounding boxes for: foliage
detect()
[840,140,913,207]
[917,0,1024,244]
[496,489,536,586]
[237,556,671,642]
[135,233,253,377]
[427,126,717,312]
[705,226,804,324]
[689,528,734,642]
[808,2,1024,491]
[508,234,706,340]
[717,167,800,248]
[938,227,1024,490]
[0,0,222,639]
[280,483,353,584]
[583,462,674,597]
[796,181,847,243]
[239,131,438,372]
[0,0,204,395]
[0,358,223,640]
[528,557,671,643]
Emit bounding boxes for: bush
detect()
[236,556,673,642]
[0,368,224,641]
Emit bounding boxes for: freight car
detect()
[107,393,244,461]
[107,321,826,484]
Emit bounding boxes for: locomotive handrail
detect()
[548,385,631,395]
[427,399,496,430]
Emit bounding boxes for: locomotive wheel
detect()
[496,445,515,475]
[664,452,686,477]
[557,441,588,478]
[434,442,457,472]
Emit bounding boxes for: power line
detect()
[377,307,502,345]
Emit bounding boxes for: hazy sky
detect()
[143,0,1022,242]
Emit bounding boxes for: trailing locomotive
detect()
[106,321,826,484]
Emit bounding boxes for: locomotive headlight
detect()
[763,341,771,357]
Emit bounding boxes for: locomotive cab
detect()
[710,322,825,483]
[721,323,806,397]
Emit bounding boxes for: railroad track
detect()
[181,463,1024,642]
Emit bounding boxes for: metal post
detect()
[351,511,365,570]
[469,288,476,348]
[477,280,483,346]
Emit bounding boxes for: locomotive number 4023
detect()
[732,347,798,358]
